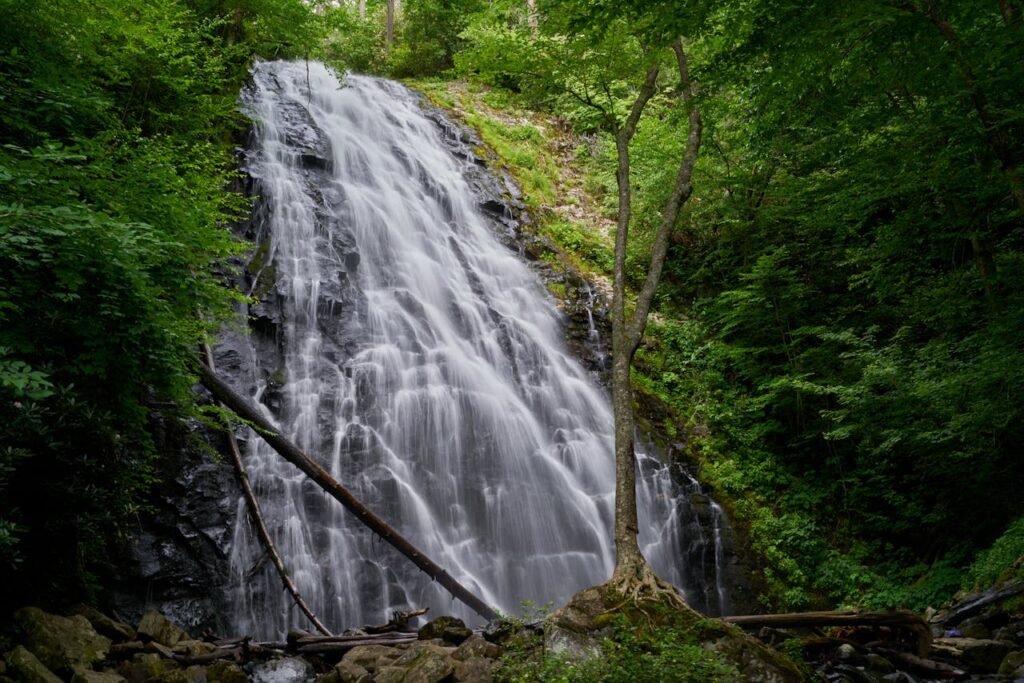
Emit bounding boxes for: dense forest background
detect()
[1,0,1022,616]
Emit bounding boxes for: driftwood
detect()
[198,362,498,622]
[202,344,333,637]
[365,607,430,634]
[724,610,931,656]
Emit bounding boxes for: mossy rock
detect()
[4,645,62,683]
[14,607,112,675]
[418,616,472,645]
[543,583,806,682]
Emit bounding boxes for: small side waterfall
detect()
[224,61,729,638]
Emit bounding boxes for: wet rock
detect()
[206,660,248,683]
[417,616,472,645]
[999,650,1024,676]
[836,643,860,660]
[342,644,402,673]
[15,607,112,674]
[71,605,137,642]
[879,673,918,682]
[251,656,315,683]
[108,641,146,659]
[932,636,1012,673]
[453,635,502,661]
[71,669,128,683]
[172,640,219,657]
[481,619,516,645]
[830,663,881,683]
[381,644,455,683]
[958,616,992,639]
[147,664,208,682]
[4,645,63,683]
[544,623,602,661]
[317,659,371,683]
[138,610,190,647]
[863,653,896,675]
[118,652,179,682]
[109,445,238,634]
[453,656,494,683]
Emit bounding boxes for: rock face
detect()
[107,422,240,634]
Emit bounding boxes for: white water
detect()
[227,61,722,638]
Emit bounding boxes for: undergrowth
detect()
[494,614,740,683]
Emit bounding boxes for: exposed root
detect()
[603,561,690,627]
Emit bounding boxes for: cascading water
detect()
[226,61,727,638]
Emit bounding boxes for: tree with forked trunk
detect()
[606,38,702,604]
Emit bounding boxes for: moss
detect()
[409,78,613,278]
[547,281,567,299]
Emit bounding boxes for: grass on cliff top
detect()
[407,78,615,281]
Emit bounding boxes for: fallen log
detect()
[365,607,430,634]
[202,344,333,637]
[723,610,931,655]
[295,632,420,647]
[198,362,498,622]
[938,580,1024,626]
[296,636,419,655]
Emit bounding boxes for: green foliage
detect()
[966,516,1024,589]
[494,614,739,683]
[0,0,319,607]
[391,0,485,76]
[455,0,1024,610]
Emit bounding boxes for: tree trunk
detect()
[526,0,538,35]
[386,0,395,53]
[359,0,365,21]
[610,41,703,583]
[1001,0,1020,24]
[197,362,498,622]
[610,64,660,579]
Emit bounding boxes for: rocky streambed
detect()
[0,606,505,683]
[3,580,1023,682]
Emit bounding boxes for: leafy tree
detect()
[0,0,320,608]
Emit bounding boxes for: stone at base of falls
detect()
[417,616,472,645]
[72,605,138,643]
[931,637,1013,673]
[376,643,456,683]
[70,669,128,683]
[251,656,315,683]
[329,639,498,683]
[319,658,372,683]
[341,644,403,673]
[137,610,191,648]
[14,607,112,675]
[3,645,63,683]
[545,584,805,683]
[1000,650,1024,676]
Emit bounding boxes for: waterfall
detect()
[225,61,726,638]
